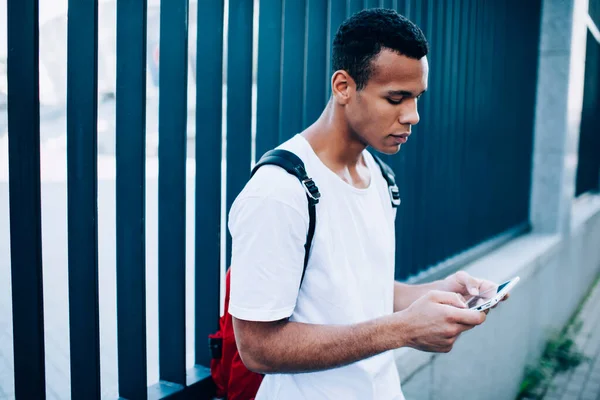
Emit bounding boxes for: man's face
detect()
[343,49,429,155]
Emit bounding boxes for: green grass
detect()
[517,321,589,399]
[516,273,600,399]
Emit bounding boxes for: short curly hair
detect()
[332,9,429,90]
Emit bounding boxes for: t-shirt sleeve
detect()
[227,171,309,322]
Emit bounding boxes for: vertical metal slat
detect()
[158,0,189,385]
[195,0,224,367]
[116,0,148,397]
[66,0,101,398]
[7,0,46,398]
[303,0,328,128]
[279,0,307,142]
[225,0,254,265]
[256,0,283,159]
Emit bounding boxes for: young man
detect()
[228,9,502,399]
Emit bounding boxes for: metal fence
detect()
[590,0,600,29]
[387,0,541,279]
[6,0,542,399]
[575,29,600,197]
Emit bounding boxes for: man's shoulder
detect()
[245,164,305,202]
[232,144,309,218]
[242,135,309,202]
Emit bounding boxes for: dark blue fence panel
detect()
[468,0,490,246]
[66,0,101,398]
[279,0,307,142]
[225,0,254,265]
[500,0,538,227]
[116,0,149,398]
[256,0,283,159]
[195,0,224,368]
[388,0,539,280]
[304,0,328,127]
[6,1,46,399]
[158,0,189,385]
[575,31,600,196]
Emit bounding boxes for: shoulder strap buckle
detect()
[369,151,402,208]
[389,185,401,207]
[302,178,321,205]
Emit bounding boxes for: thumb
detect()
[460,272,480,296]
[455,271,480,295]
[465,279,480,296]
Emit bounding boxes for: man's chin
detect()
[373,143,402,156]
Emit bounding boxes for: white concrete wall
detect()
[397,195,600,400]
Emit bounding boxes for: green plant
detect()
[518,274,600,399]
[516,322,590,399]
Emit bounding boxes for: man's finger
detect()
[434,291,467,308]
[456,271,480,295]
[451,308,487,326]
[466,278,480,296]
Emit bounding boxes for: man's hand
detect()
[396,290,486,353]
[441,270,510,307]
[397,290,486,353]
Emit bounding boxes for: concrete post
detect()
[530,0,590,234]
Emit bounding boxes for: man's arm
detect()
[233,314,402,374]
[233,290,485,374]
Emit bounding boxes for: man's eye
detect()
[387,98,403,105]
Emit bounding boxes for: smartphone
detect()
[465,276,520,312]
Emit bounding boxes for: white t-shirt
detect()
[228,134,405,400]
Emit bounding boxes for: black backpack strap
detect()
[251,149,320,283]
[370,153,402,208]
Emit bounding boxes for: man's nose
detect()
[398,99,420,126]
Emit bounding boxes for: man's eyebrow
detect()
[387,89,427,97]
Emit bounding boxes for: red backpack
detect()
[208,149,400,399]
[208,269,264,399]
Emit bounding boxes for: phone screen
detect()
[465,282,505,308]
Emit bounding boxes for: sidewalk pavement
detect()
[543,277,600,400]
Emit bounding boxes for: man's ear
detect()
[331,70,355,105]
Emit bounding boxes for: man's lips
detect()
[391,133,410,144]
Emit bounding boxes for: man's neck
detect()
[301,100,367,169]
[300,100,371,189]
